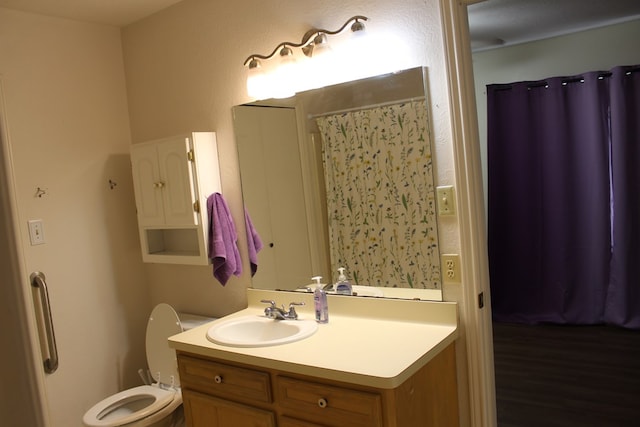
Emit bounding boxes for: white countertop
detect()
[169,289,458,389]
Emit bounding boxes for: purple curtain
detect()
[487,68,637,326]
[604,66,640,328]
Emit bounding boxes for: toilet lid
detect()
[146,304,183,388]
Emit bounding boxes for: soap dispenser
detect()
[335,267,352,295]
[312,276,329,323]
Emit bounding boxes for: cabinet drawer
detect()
[183,389,276,427]
[178,355,272,403]
[276,376,383,427]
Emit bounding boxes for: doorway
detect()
[469,5,640,426]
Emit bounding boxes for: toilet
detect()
[83,304,213,427]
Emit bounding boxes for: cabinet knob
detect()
[154,181,165,189]
[317,398,328,408]
[214,375,223,384]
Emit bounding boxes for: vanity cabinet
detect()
[130,132,220,265]
[177,343,459,427]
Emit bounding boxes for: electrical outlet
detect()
[436,185,456,216]
[28,219,46,245]
[441,254,461,284]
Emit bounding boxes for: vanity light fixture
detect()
[244,16,369,99]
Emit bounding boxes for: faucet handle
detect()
[286,302,305,320]
[260,300,278,318]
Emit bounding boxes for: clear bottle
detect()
[312,276,329,323]
[335,267,352,295]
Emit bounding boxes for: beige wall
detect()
[122,0,476,423]
[0,0,475,425]
[0,8,150,426]
[122,0,473,423]
[121,0,461,316]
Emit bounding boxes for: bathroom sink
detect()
[206,315,318,347]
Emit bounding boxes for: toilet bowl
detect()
[83,304,212,427]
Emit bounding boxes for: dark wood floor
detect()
[492,322,640,427]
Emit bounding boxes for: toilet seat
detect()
[82,385,179,427]
[83,304,186,427]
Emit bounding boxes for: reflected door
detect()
[234,105,314,289]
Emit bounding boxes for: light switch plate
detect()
[436,185,456,216]
[28,219,46,245]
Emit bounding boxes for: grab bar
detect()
[30,271,59,374]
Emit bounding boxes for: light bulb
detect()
[307,33,335,89]
[246,58,269,99]
[271,46,297,98]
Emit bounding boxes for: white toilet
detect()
[83,304,212,427]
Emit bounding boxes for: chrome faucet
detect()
[260,300,305,320]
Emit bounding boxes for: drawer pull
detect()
[317,398,328,408]
[214,375,223,384]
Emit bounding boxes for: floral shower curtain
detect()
[316,100,440,289]
[488,65,640,328]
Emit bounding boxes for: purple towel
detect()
[244,209,263,276]
[207,193,242,285]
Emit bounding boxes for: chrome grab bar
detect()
[30,271,59,374]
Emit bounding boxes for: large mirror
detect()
[234,67,443,301]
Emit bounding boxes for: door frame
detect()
[0,77,51,426]
[439,1,497,426]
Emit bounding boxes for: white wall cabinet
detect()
[130,132,221,265]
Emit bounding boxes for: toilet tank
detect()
[177,312,215,331]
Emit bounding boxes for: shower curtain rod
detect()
[526,69,640,90]
[308,96,426,120]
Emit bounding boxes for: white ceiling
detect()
[0,0,639,49]
[0,0,183,26]
[468,0,640,51]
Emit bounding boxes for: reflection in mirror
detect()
[234,67,442,301]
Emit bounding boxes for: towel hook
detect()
[35,187,47,198]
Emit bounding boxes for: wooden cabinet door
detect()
[279,416,324,427]
[131,142,164,226]
[183,389,276,427]
[157,136,198,226]
[131,136,197,227]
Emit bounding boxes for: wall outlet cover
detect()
[441,253,461,284]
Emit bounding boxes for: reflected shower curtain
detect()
[488,66,640,328]
[316,100,440,288]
